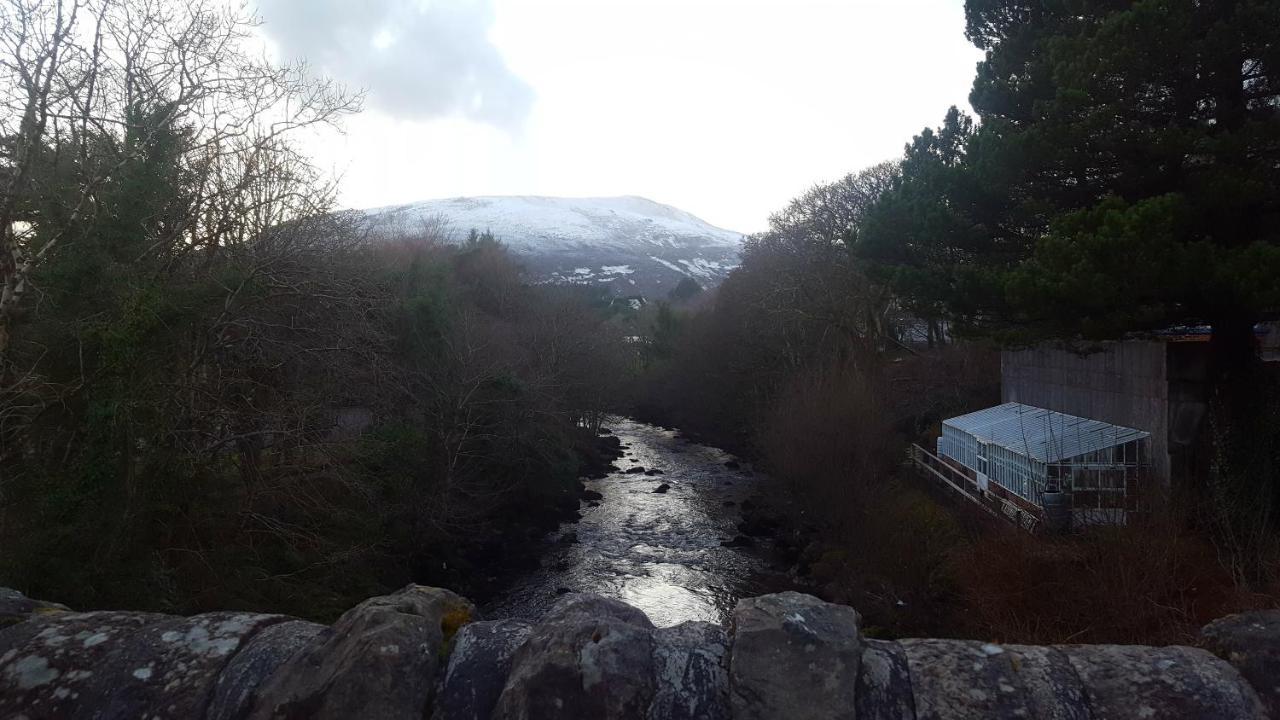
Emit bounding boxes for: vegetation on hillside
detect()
[0,0,626,619]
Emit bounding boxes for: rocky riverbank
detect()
[422,429,627,605]
[2,584,1275,719]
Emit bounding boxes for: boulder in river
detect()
[581,489,603,502]
[645,469,665,476]
[626,466,646,474]
[652,483,672,494]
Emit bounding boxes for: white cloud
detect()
[264,0,982,232]
[258,0,533,131]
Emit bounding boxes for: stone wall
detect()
[1,585,1275,719]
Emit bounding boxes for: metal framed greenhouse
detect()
[936,402,1150,527]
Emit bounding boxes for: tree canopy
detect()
[861,0,1280,352]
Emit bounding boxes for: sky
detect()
[256,0,982,233]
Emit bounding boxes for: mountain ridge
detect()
[359,195,746,298]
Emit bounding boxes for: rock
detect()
[1061,643,1266,719]
[1,585,1272,720]
[855,640,916,720]
[582,489,604,502]
[1,610,165,718]
[545,593,655,628]
[1201,609,1280,718]
[493,594,655,719]
[649,621,730,720]
[728,592,861,720]
[645,469,665,476]
[0,588,70,631]
[901,635,1090,712]
[587,501,601,508]
[0,608,283,720]
[1003,644,1092,720]
[599,427,613,435]
[724,461,741,470]
[626,466,647,474]
[555,588,572,596]
[247,585,474,720]
[435,619,533,720]
[899,639,1039,719]
[652,484,671,494]
[208,620,326,720]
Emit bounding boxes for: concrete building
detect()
[1000,339,1211,488]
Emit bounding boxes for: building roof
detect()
[943,402,1149,464]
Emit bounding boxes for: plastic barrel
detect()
[1042,491,1072,534]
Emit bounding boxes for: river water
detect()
[481,418,776,627]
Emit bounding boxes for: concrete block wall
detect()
[1002,341,1172,485]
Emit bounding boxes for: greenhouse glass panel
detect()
[938,403,1149,505]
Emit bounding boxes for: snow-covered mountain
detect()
[360,195,745,298]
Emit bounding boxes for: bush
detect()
[950,521,1275,645]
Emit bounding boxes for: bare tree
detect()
[736,161,902,368]
[0,0,358,357]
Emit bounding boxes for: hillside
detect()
[360,195,745,298]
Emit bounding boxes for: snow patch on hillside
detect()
[358,195,745,298]
[362,195,742,253]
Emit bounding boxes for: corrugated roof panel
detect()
[942,402,1149,463]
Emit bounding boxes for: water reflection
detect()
[481,418,768,627]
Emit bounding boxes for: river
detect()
[481,418,780,627]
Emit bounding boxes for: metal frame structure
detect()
[937,403,1150,526]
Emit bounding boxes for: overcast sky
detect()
[257,0,981,233]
